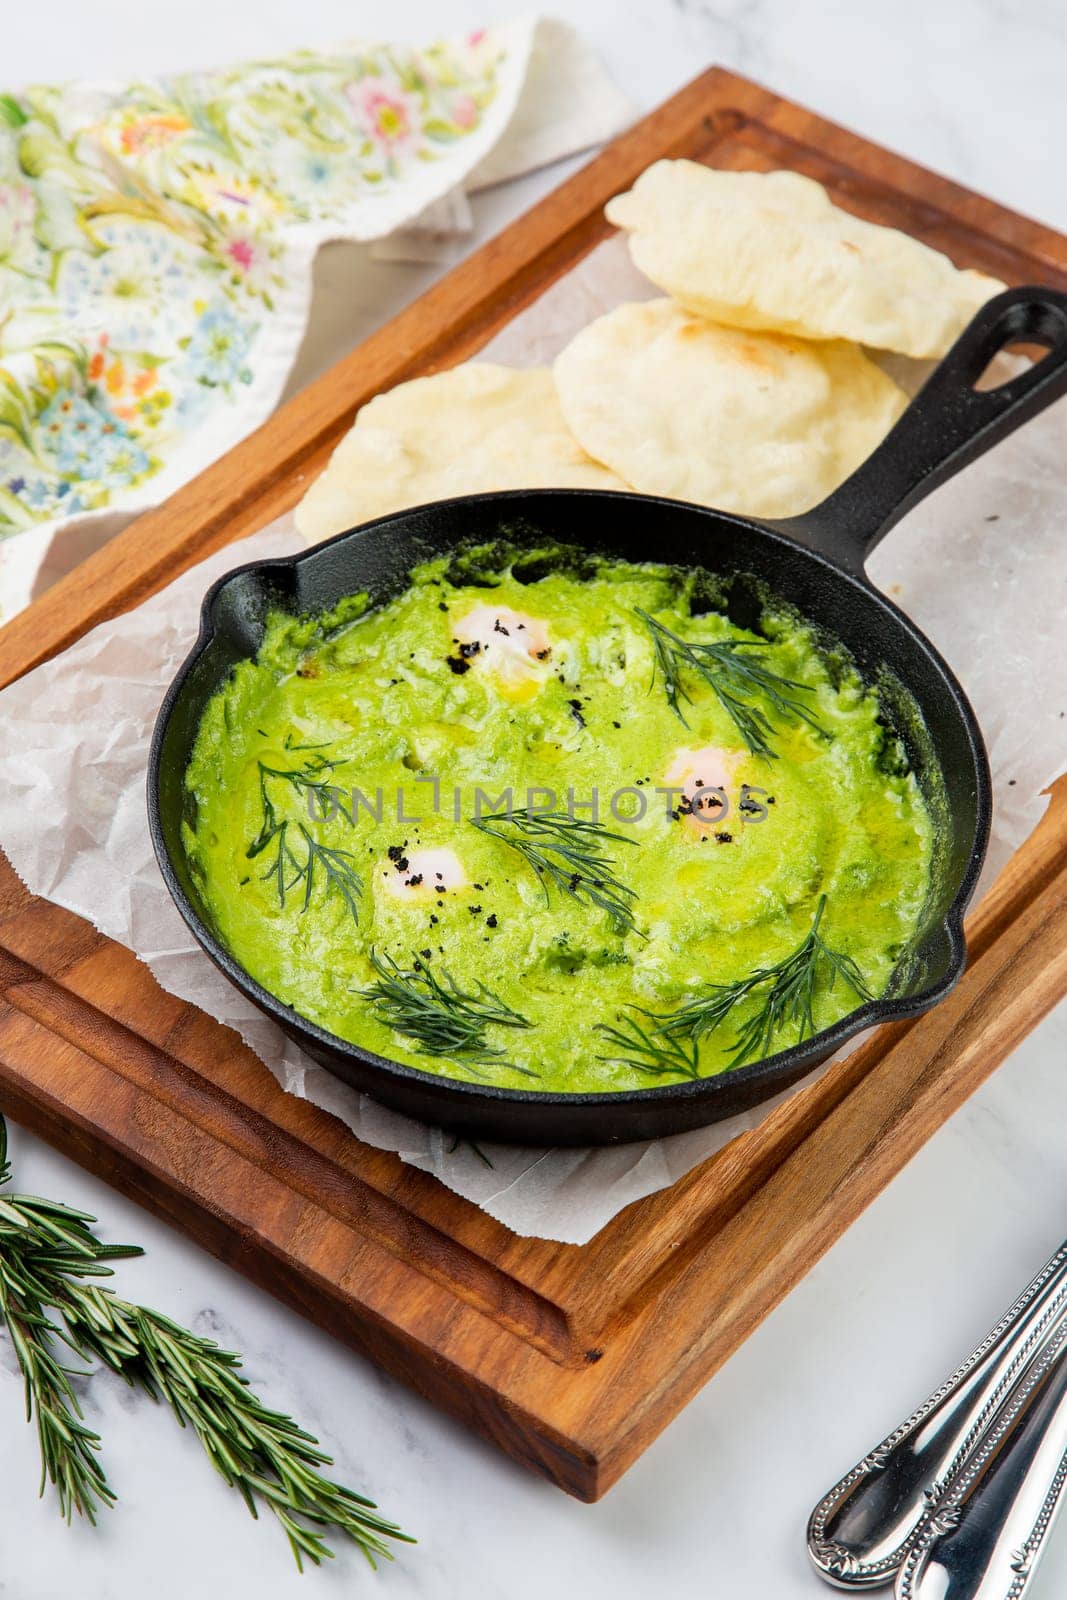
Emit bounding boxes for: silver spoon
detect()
[808,1240,1067,1588]
[895,1315,1067,1599]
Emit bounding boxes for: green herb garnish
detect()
[361,950,536,1077]
[660,896,871,1066]
[597,1014,701,1079]
[598,897,870,1078]
[471,808,639,934]
[249,740,352,854]
[0,1117,411,1568]
[253,821,363,921]
[636,608,825,759]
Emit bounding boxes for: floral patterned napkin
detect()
[0,18,631,615]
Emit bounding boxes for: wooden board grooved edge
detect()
[0,67,1065,1498]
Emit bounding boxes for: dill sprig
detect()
[656,896,872,1067]
[596,1015,701,1080]
[245,735,362,920]
[252,822,363,921]
[597,899,871,1080]
[361,950,536,1078]
[636,608,825,759]
[298,826,363,919]
[248,733,352,857]
[0,1118,411,1569]
[470,808,639,934]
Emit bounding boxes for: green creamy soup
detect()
[183,545,938,1092]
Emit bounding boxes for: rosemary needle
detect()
[471,808,639,934]
[636,608,825,759]
[0,1118,412,1568]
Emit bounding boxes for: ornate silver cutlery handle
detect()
[808,1239,1067,1589]
[895,1316,1067,1600]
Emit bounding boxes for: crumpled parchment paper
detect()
[0,238,1064,1243]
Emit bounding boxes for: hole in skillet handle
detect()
[766,285,1067,574]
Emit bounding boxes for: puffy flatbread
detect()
[295,363,627,542]
[553,298,907,518]
[605,162,1004,359]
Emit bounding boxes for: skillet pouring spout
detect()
[148,286,1067,1144]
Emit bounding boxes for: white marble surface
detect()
[4,2,1067,1595]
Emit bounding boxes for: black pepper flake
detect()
[446,655,471,675]
[767,796,776,804]
[568,698,586,729]
[469,904,482,916]
[438,600,448,612]
[612,720,621,729]
[486,913,498,928]
[429,914,438,925]
[493,618,510,636]
[473,882,484,891]
[238,876,250,885]
[535,648,550,661]
[1008,779,1016,786]
[420,948,432,960]
[457,639,481,659]
[405,873,423,887]
[715,831,733,844]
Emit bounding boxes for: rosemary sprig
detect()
[470,808,639,934]
[655,896,872,1068]
[361,950,536,1078]
[0,1119,411,1569]
[596,1015,701,1080]
[0,1139,140,1523]
[636,608,825,759]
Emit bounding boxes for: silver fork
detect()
[807,1239,1067,1588]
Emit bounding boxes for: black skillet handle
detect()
[769,285,1067,574]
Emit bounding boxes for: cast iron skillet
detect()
[149,286,1067,1146]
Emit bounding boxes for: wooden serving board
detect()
[1,69,1066,1502]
